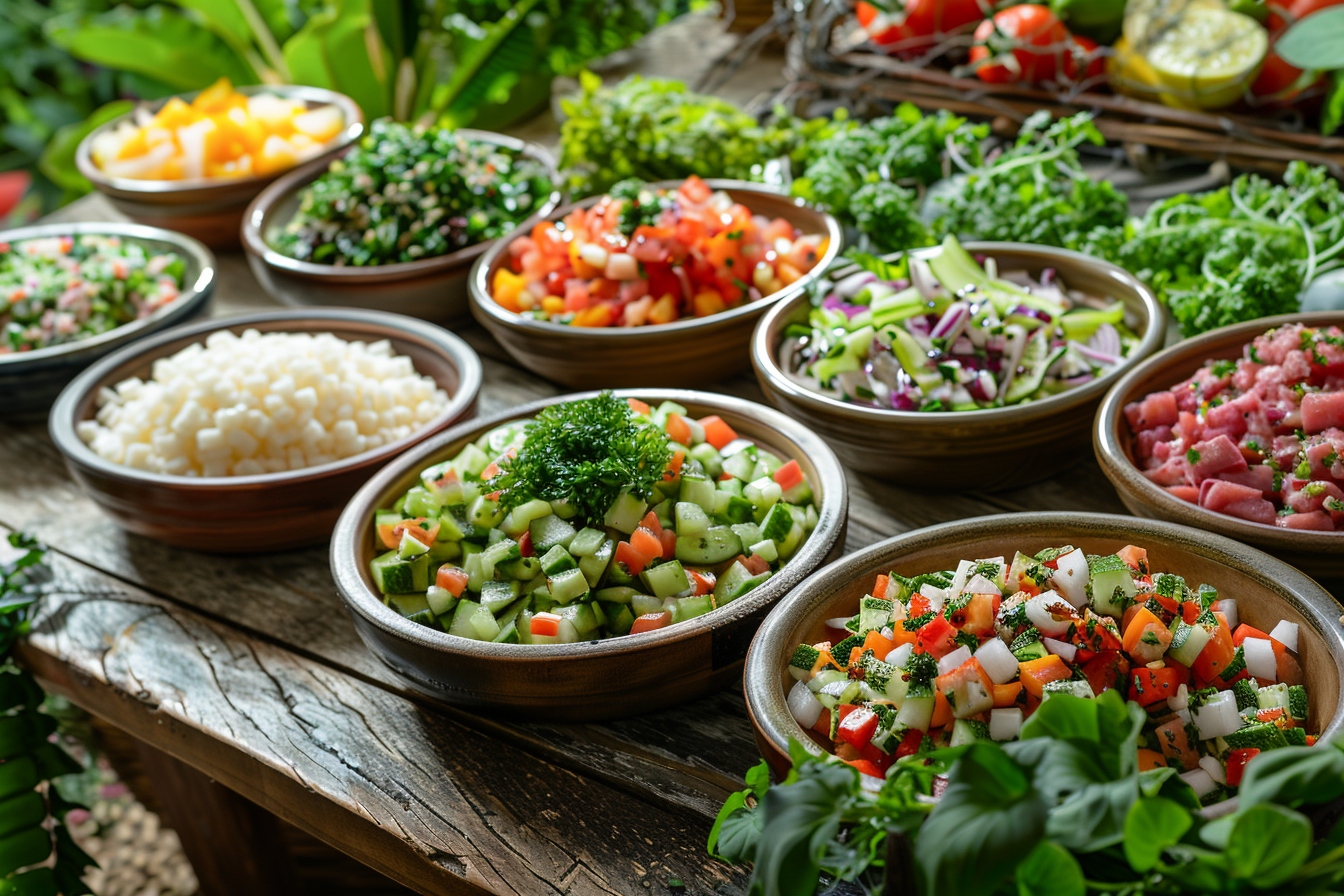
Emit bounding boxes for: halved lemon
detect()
[1142,7,1268,109]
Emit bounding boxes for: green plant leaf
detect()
[749,760,859,896]
[45,5,255,90]
[1276,7,1344,70]
[167,0,251,45]
[1225,803,1313,886]
[0,866,59,896]
[282,0,391,120]
[1123,797,1193,871]
[1324,70,1344,136]
[1016,840,1085,896]
[433,0,546,127]
[38,99,133,199]
[917,742,1048,895]
[1238,741,1344,809]
[706,794,762,864]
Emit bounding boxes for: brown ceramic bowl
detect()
[468,181,843,389]
[1096,312,1344,578]
[49,309,482,553]
[242,130,562,324]
[77,85,363,248]
[330,389,849,721]
[745,511,1344,781]
[0,222,215,421]
[752,243,1165,490]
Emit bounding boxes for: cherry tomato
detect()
[1249,49,1319,104]
[856,0,991,51]
[969,5,1071,83]
[1064,34,1106,81]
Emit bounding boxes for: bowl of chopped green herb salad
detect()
[242,121,561,323]
[331,389,847,721]
[0,222,215,419]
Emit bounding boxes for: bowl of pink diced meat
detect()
[1096,313,1344,578]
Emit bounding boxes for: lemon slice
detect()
[1108,36,1166,100]
[1122,0,1225,47]
[1142,7,1267,109]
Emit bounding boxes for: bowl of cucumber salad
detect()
[332,389,846,720]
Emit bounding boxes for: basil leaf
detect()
[1225,803,1313,886]
[1276,7,1344,70]
[1124,797,1193,871]
[1045,777,1139,852]
[749,761,858,896]
[1019,690,1145,779]
[1138,766,1201,809]
[1160,843,1233,892]
[917,742,1048,894]
[706,793,761,864]
[1238,742,1344,809]
[1016,840,1085,896]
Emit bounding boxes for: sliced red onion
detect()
[966,370,997,402]
[1062,373,1094,386]
[835,270,878,298]
[821,294,869,320]
[1087,323,1122,358]
[890,386,919,411]
[1041,267,1057,285]
[931,302,969,342]
[673,265,693,300]
[951,335,974,355]
[1075,343,1121,367]
[997,325,1028,401]
[910,258,943,300]
[906,315,932,337]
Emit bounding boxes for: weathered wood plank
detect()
[15,529,750,896]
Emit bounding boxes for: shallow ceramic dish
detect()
[0,222,215,421]
[242,130,561,323]
[49,309,481,553]
[1096,311,1344,578]
[745,512,1344,784]
[752,243,1165,490]
[468,181,843,389]
[331,389,848,721]
[77,84,363,248]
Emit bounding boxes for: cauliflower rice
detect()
[77,329,449,477]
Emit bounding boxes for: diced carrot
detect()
[640,511,663,538]
[627,398,651,416]
[629,611,672,635]
[931,690,953,729]
[531,612,561,637]
[665,412,692,446]
[1136,749,1167,771]
[812,708,832,736]
[872,574,890,600]
[689,570,716,596]
[1121,606,1165,654]
[772,459,804,492]
[862,629,894,660]
[811,649,841,675]
[1153,718,1199,769]
[436,566,469,597]
[1018,655,1071,698]
[1117,544,1149,574]
[888,622,919,648]
[663,449,685,481]
[630,527,662,562]
[615,541,648,577]
[699,415,738,450]
[660,528,677,560]
[993,681,1023,707]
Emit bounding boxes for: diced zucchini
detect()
[604,491,648,534]
[578,538,614,587]
[530,514,577,552]
[1169,621,1212,667]
[568,527,607,558]
[1232,678,1259,712]
[1224,722,1289,751]
[859,597,893,634]
[675,526,741,565]
[539,545,578,575]
[642,560,691,599]
[548,567,590,604]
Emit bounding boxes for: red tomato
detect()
[856,0,990,50]
[1249,50,1316,104]
[0,172,29,221]
[837,706,881,750]
[1064,34,1106,81]
[629,611,672,635]
[1225,748,1260,787]
[969,5,1071,83]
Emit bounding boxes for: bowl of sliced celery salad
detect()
[751,238,1164,489]
[744,512,1344,807]
[331,389,847,720]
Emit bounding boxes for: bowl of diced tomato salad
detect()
[331,388,848,721]
[467,177,842,389]
[744,512,1344,794]
[1097,313,1344,578]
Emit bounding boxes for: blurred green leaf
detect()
[39,99,133,199]
[1276,7,1344,70]
[283,0,391,119]
[169,0,252,45]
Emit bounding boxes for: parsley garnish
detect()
[1186,448,1201,464]
[903,611,936,631]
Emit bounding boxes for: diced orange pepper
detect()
[1136,748,1167,771]
[930,690,953,729]
[1122,606,1166,654]
[699,416,738,450]
[872,574,890,601]
[492,268,528,312]
[572,304,616,328]
[861,629,894,660]
[1018,655,1071,698]
[693,290,726,317]
[888,621,919,648]
[665,412,692,446]
[993,681,1023,707]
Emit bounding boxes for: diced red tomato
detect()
[531,612,562,637]
[969,5,1069,83]
[639,511,663,538]
[837,706,881,750]
[615,541,649,577]
[665,412,692,446]
[1082,650,1130,696]
[743,553,771,576]
[843,759,887,780]
[688,570,716,596]
[895,727,925,758]
[1130,666,1181,707]
[916,614,960,658]
[699,415,738,450]
[436,566,469,597]
[629,611,672,635]
[772,459,804,492]
[1226,748,1260,787]
[660,528,678,560]
[630,527,663,562]
[627,398,651,416]
[518,530,534,558]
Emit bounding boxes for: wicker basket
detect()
[782,0,1344,175]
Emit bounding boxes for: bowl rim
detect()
[0,222,217,369]
[1095,310,1344,545]
[750,241,1166,427]
[330,387,849,661]
[745,510,1344,763]
[76,83,365,195]
[467,179,845,340]
[240,128,564,282]
[48,307,483,490]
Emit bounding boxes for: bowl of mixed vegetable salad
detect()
[468,177,842,388]
[0,222,215,420]
[1098,313,1344,577]
[745,512,1344,802]
[242,122,560,323]
[331,389,847,720]
[752,238,1163,489]
[78,83,363,248]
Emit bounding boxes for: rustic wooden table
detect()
[6,19,1338,895]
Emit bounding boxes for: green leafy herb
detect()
[488,391,671,525]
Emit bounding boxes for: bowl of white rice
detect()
[49,308,481,553]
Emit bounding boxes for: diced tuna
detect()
[1220,464,1276,497]
[1278,511,1335,531]
[1143,458,1189,487]
[1134,426,1173,462]
[1302,392,1344,434]
[1174,411,1203,447]
[1125,391,1179,431]
[1284,480,1344,515]
[1188,435,1249,483]
[1165,485,1199,503]
[1306,440,1343,482]
[1199,479,1277,526]
[1205,392,1264,441]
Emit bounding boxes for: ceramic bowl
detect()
[468,181,843,389]
[0,222,215,421]
[241,130,562,324]
[745,511,1344,779]
[330,389,849,721]
[77,84,363,248]
[49,309,481,553]
[751,242,1165,490]
[1096,312,1344,578]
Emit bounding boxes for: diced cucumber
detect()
[463,552,487,593]
[716,477,744,497]
[569,527,607,558]
[680,476,717,513]
[428,541,462,562]
[548,567,590,604]
[859,597,893,634]
[732,522,764,547]
[550,498,577,520]
[454,443,491,477]
[437,508,469,542]
[1042,679,1094,701]
[897,695,936,732]
[714,493,755,524]
[480,580,521,613]
[557,602,600,636]
[480,538,521,572]
[672,595,713,622]
[594,586,636,604]
[425,586,458,618]
[397,529,430,560]
[604,604,635,635]
[501,499,554,538]
[631,593,663,616]
[776,522,806,560]
[744,476,783,509]
[1257,683,1291,713]
[579,539,614,587]
[760,502,793,542]
[604,491,648,534]
[651,497,676,530]
[403,486,440,519]
[1169,621,1212,667]
[652,400,689,427]
[371,551,428,594]
[750,540,779,563]
[950,719,990,747]
[675,526,741,565]
[720,570,770,605]
[405,608,436,628]
[530,514,577,552]
[642,561,691,599]
[675,502,711,537]
[388,594,431,617]
[1289,685,1308,721]
[449,599,485,639]
[688,443,722,480]
[539,545,578,575]
[497,556,541,581]
[1088,554,1137,616]
[468,495,505,528]
[492,620,519,643]
[782,481,814,507]
[374,509,402,541]
[713,561,753,604]
[721,451,756,482]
